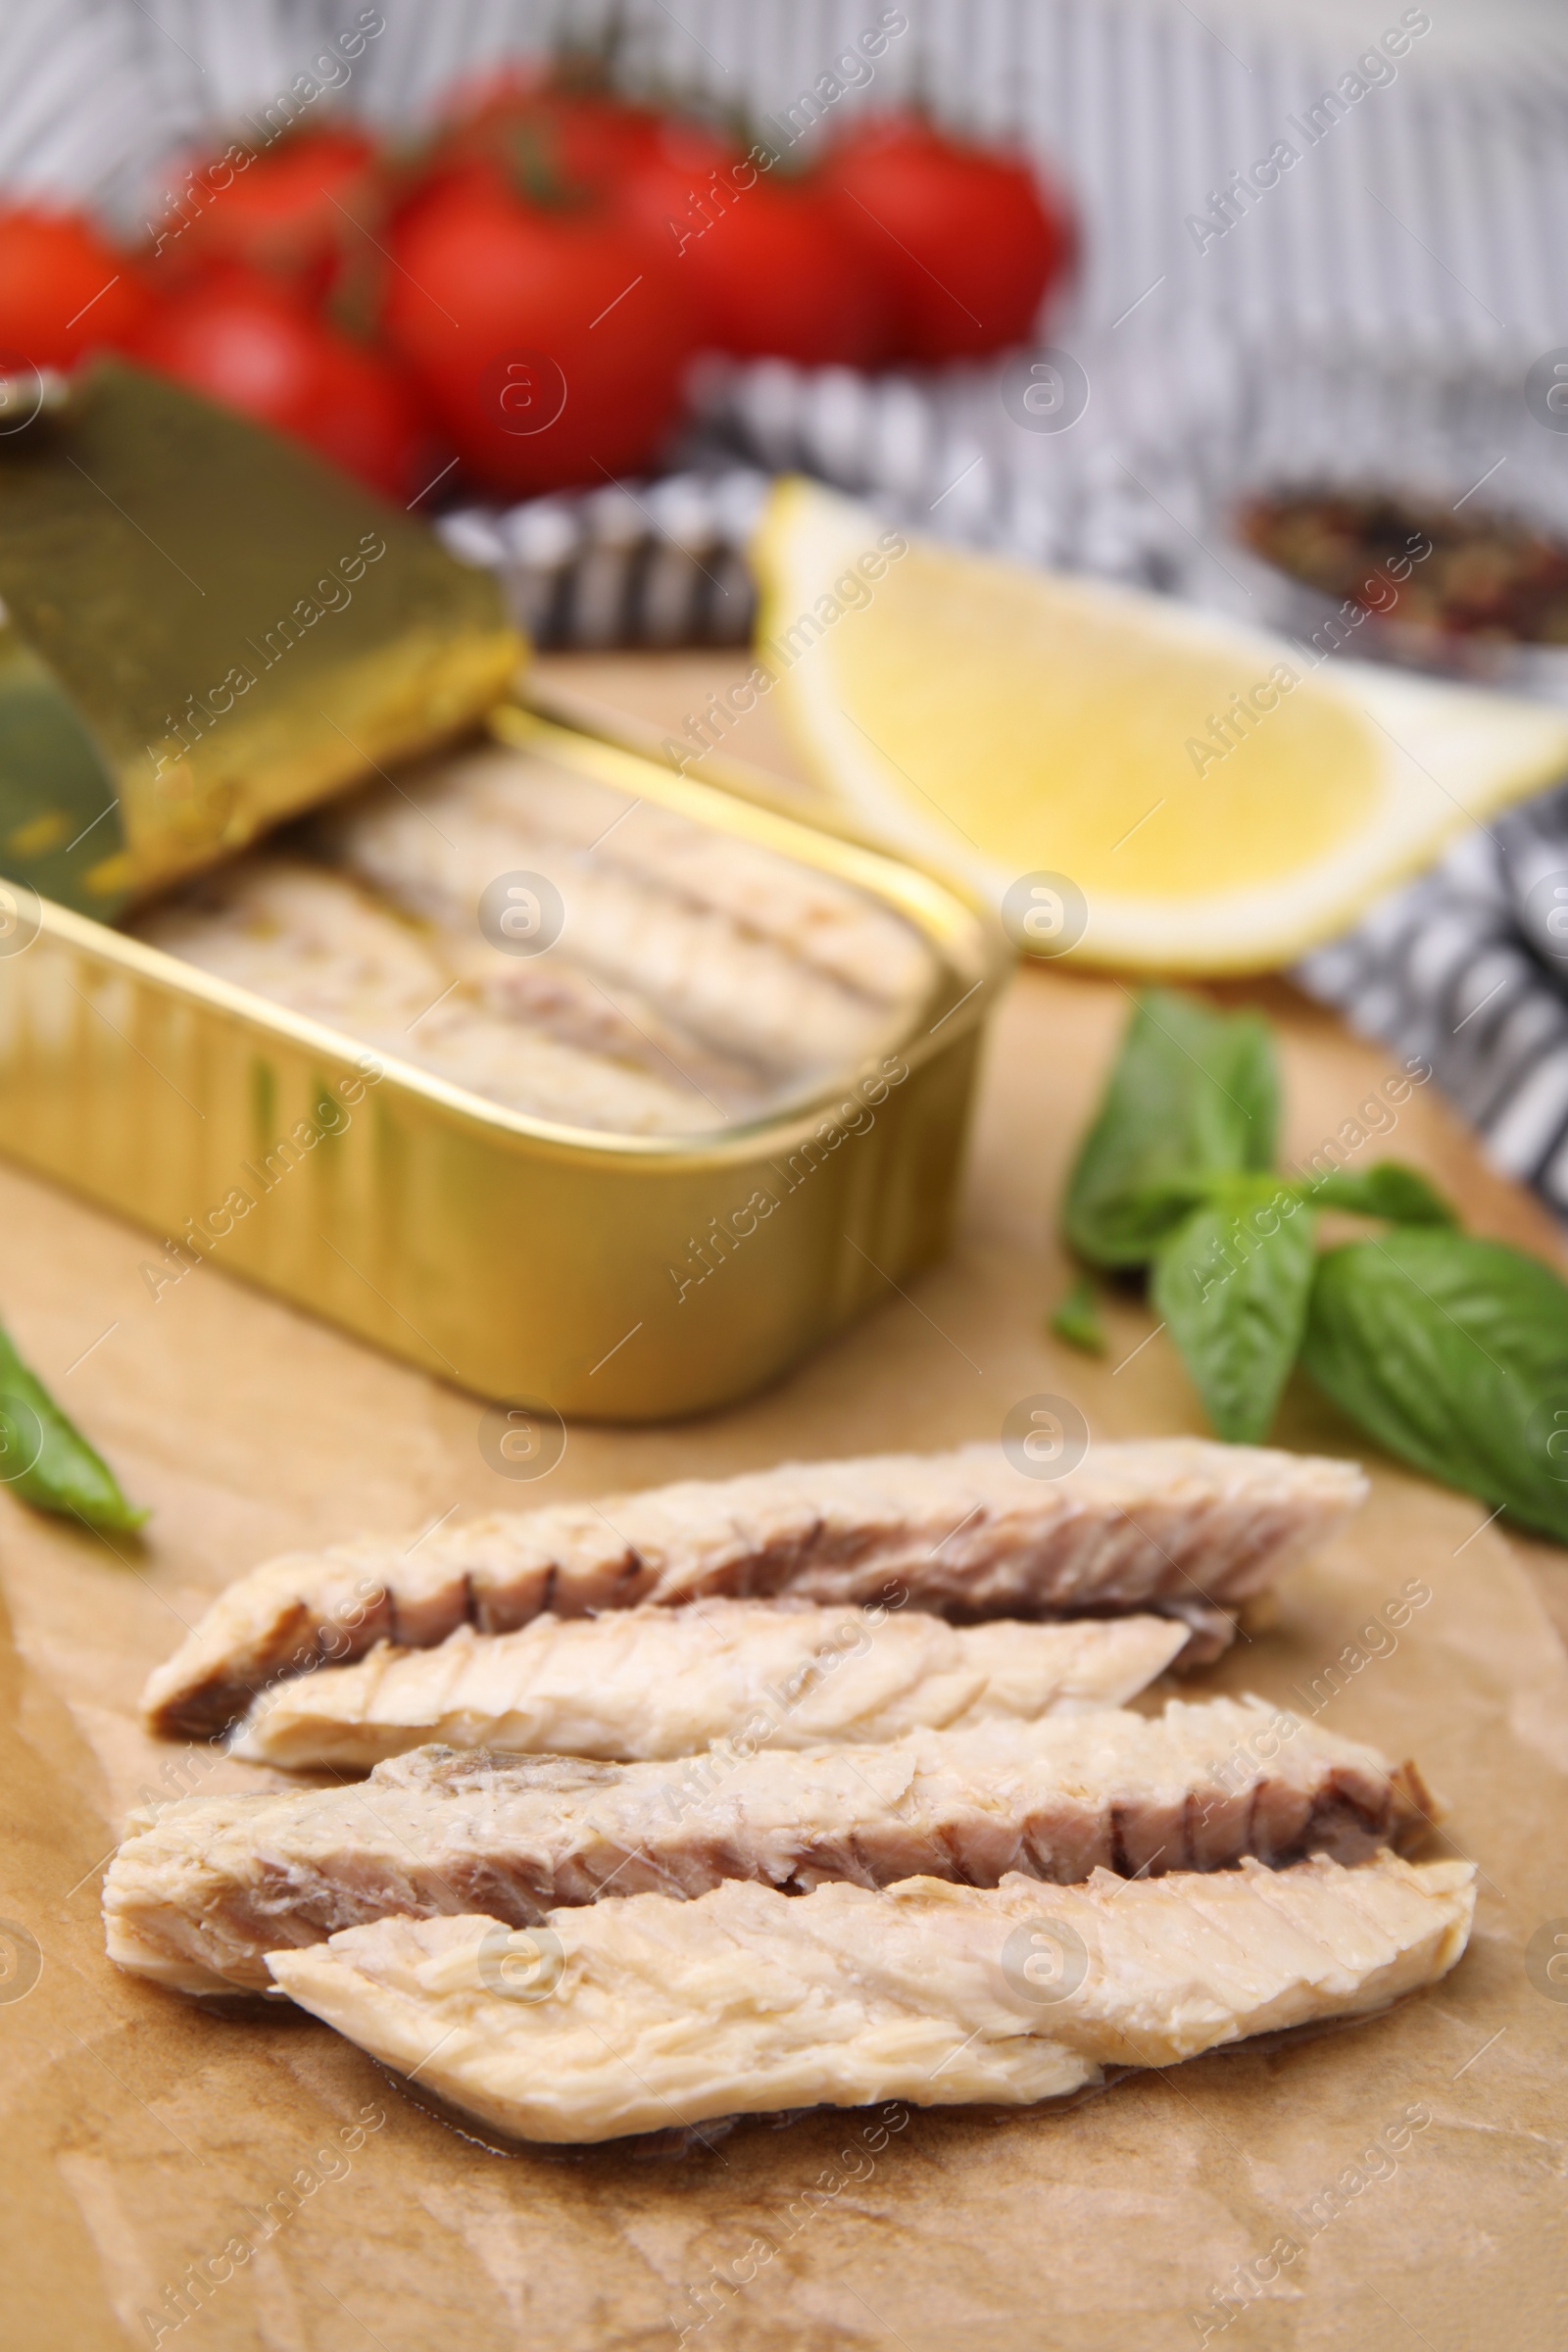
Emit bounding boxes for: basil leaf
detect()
[0,1321,147,1536]
[1151,1175,1318,1443]
[1301,1230,1568,1543]
[1063,989,1279,1267]
[1305,1160,1457,1225]
[1051,1275,1106,1355]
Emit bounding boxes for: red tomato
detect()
[538,87,666,189]
[609,119,733,341]
[283,333,427,501]
[619,129,887,366]
[381,172,694,494]
[0,207,152,371]
[686,170,888,367]
[129,276,424,500]
[826,118,1074,363]
[153,127,380,303]
[416,72,664,207]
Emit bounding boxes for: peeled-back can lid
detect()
[0,357,523,919]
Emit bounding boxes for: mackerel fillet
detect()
[106,1698,1430,1995]
[266,1851,1475,2142]
[229,1602,1189,1771]
[142,1441,1368,1738]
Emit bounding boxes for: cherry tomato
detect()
[605,119,733,342]
[415,71,664,208]
[283,332,428,501]
[129,275,425,500]
[0,207,152,372]
[381,171,694,494]
[620,128,888,366]
[536,86,666,189]
[688,171,889,367]
[826,117,1074,363]
[152,127,380,304]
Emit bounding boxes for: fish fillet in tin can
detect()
[0,708,1004,1418]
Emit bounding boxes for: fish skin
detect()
[338,745,936,1007]
[139,745,936,1136]
[321,745,931,1074]
[103,1698,1432,1996]
[135,859,743,1135]
[140,1441,1369,1739]
[227,1602,1190,1771]
[263,1851,1476,2143]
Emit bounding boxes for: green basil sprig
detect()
[1063,989,1278,1267]
[1050,1274,1106,1355]
[1307,1162,1456,1225]
[1302,1231,1568,1544]
[0,1319,147,1535]
[1056,989,1568,1543]
[1150,1173,1318,1445]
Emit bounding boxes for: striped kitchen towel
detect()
[1298,788,1568,1222]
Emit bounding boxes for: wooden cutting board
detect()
[0,651,1564,2352]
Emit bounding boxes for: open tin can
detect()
[0,706,1004,1421]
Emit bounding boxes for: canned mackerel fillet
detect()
[0,372,1002,1418]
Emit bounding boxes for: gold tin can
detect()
[0,709,1004,1420]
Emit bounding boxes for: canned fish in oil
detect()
[0,707,1004,1419]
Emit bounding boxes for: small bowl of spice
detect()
[1233,487,1568,704]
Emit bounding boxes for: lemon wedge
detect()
[752,478,1568,971]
